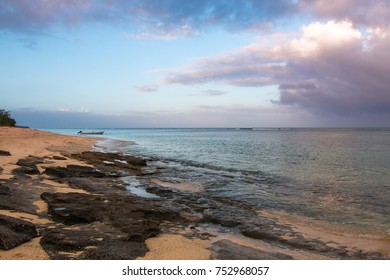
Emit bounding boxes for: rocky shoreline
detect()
[1,150,191,259]
[1,145,388,259]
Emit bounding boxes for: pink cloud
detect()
[160,21,390,116]
[299,0,390,28]
[0,0,90,31]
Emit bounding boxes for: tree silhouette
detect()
[0,109,16,127]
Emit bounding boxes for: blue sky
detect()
[1,0,390,128]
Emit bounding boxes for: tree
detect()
[0,109,16,127]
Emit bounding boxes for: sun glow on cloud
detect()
[158,19,390,117]
[290,20,362,56]
[160,20,368,86]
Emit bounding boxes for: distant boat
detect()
[237,128,253,130]
[77,131,104,135]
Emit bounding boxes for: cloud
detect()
[0,0,297,35]
[0,0,91,33]
[135,84,159,92]
[289,20,362,55]
[80,107,90,113]
[124,0,297,32]
[299,0,390,28]
[160,20,390,117]
[4,1,388,38]
[14,104,390,129]
[198,90,228,96]
[11,105,316,128]
[187,90,228,96]
[126,24,200,40]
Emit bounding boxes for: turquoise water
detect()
[47,128,390,230]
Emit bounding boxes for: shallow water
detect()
[47,128,390,232]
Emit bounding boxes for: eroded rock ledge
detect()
[0,214,38,250]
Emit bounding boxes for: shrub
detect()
[0,109,16,127]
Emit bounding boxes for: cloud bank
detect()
[3,0,388,35]
[8,106,321,128]
[0,0,297,35]
[161,20,390,116]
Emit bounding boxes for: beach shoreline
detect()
[0,127,210,260]
[0,127,388,260]
[0,127,96,259]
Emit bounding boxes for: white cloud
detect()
[188,90,228,96]
[127,24,201,40]
[290,21,362,56]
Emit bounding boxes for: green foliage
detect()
[0,109,16,127]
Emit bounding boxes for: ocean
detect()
[47,128,390,233]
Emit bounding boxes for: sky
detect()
[1,0,390,128]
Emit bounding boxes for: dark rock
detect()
[0,176,46,213]
[81,240,147,260]
[67,165,106,178]
[39,190,188,259]
[0,214,38,250]
[40,225,148,260]
[352,250,385,260]
[16,156,44,168]
[71,151,146,176]
[211,239,293,260]
[0,185,10,196]
[0,150,11,156]
[41,191,187,240]
[52,156,67,160]
[40,192,107,225]
[40,227,102,253]
[105,195,186,240]
[12,166,40,175]
[12,156,43,175]
[240,227,283,242]
[43,167,70,178]
[74,151,147,167]
[146,186,175,198]
[239,218,293,242]
[43,165,105,178]
[282,236,332,253]
[203,210,242,227]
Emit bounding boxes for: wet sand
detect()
[138,234,210,260]
[259,210,390,258]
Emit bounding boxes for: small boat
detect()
[77,131,104,135]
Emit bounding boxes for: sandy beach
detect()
[0,127,95,259]
[0,127,389,260]
[0,127,211,260]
